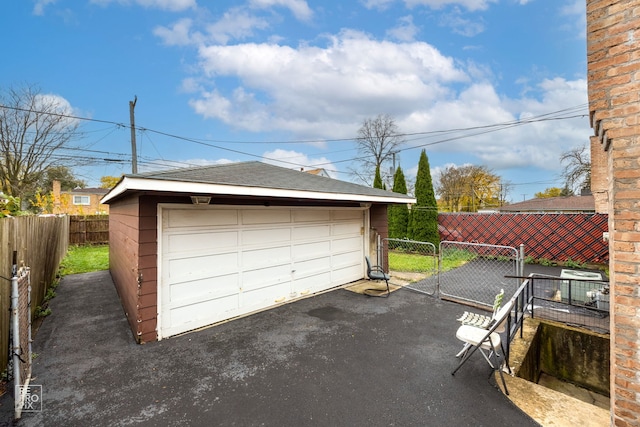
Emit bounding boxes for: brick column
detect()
[587,1,640,425]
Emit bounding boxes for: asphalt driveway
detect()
[0,271,538,426]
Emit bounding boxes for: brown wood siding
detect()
[370,204,389,270]
[108,195,143,342]
[137,196,160,342]
[108,193,395,343]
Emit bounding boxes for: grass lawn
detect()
[59,245,109,276]
[389,250,474,274]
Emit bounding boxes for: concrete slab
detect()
[1,271,538,426]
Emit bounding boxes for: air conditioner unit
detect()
[560,269,603,304]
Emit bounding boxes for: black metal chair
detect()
[364,256,391,297]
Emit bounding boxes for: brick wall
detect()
[587,1,640,425]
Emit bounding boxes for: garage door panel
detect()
[168,274,239,308]
[294,256,331,277]
[166,208,238,228]
[167,293,240,334]
[168,252,238,280]
[242,209,290,225]
[293,210,330,223]
[167,231,238,254]
[332,236,363,254]
[292,224,331,241]
[242,264,292,291]
[332,264,362,282]
[332,251,362,269]
[333,221,362,236]
[333,210,363,221]
[292,241,331,260]
[242,227,292,245]
[161,206,365,339]
[293,272,332,293]
[242,245,291,269]
[241,282,291,307]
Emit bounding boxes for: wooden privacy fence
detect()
[69,215,109,245]
[0,215,69,375]
[438,212,609,264]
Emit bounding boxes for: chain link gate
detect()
[439,241,523,309]
[379,238,438,295]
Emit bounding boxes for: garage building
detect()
[101,161,414,343]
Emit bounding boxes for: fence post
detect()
[10,251,22,419]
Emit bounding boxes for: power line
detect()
[1,102,590,179]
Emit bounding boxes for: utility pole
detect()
[129,96,138,174]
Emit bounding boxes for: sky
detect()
[2,0,590,202]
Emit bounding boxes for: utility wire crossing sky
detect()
[2,0,591,200]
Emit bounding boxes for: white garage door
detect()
[159,205,366,338]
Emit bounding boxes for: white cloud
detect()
[560,0,586,39]
[386,15,420,41]
[439,9,485,37]
[191,30,467,137]
[262,149,337,176]
[205,8,270,44]
[399,77,589,172]
[404,0,498,12]
[90,0,196,12]
[154,18,198,46]
[33,0,57,15]
[249,0,313,21]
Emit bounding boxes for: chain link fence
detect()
[438,241,522,308]
[380,238,438,295]
[379,239,522,306]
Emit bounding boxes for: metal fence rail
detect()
[438,241,522,309]
[523,274,610,334]
[11,265,33,419]
[380,238,438,295]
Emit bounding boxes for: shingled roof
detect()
[498,195,595,213]
[102,161,414,205]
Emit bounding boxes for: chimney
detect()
[53,180,61,211]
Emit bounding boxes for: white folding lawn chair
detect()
[451,296,515,395]
[455,289,504,357]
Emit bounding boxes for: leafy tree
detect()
[41,165,86,192]
[352,114,403,186]
[373,165,384,189]
[436,164,506,211]
[409,150,439,246]
[388,166,409,239]
[535,187,563,198]
[0,193,23,217]
[0,84,83,203]
[100,175,121,189]
[560,144,590,193]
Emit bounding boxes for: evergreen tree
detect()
[388,166,409,239]
[373,165,384,189]
[410,150,440,246]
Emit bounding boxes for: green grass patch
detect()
[59,245,109,276]
[389,249,475,274]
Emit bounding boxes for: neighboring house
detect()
[302,167,331,178]
[497,195,595,214]
[52,180,109,215]
[101,161,414,343]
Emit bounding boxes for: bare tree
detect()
[0,84,82,202]
[560,144,591,194]
[352,114,403,186]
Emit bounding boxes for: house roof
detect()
[498,195,595,213]
[101,161,415,205]
[64,187,109,196]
